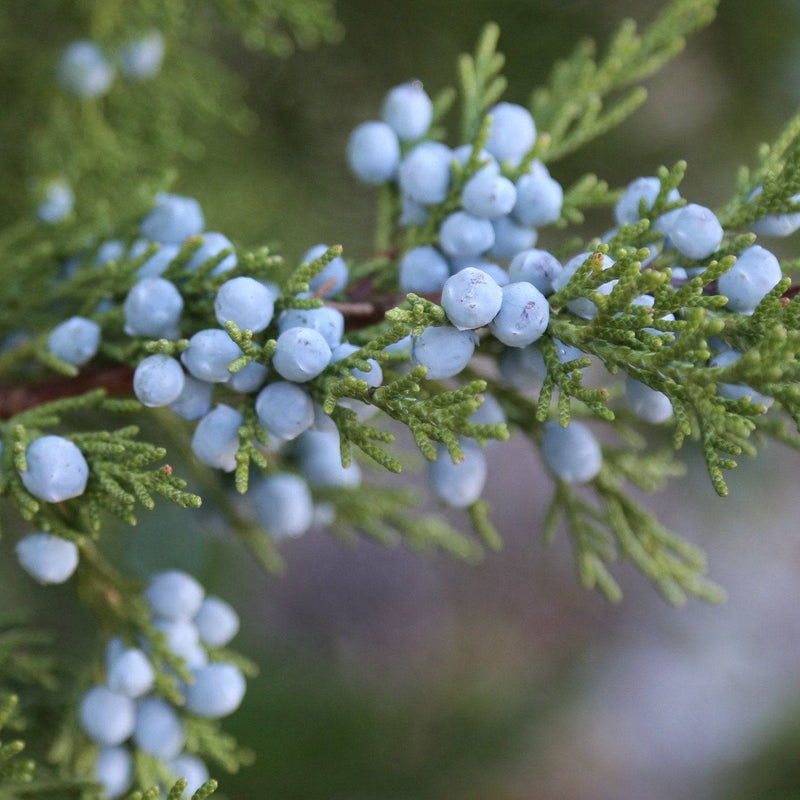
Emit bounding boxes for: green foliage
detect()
[531,0,719,163]
[0,0,340,229]
[4,0,800,794]
[0,695,35,789]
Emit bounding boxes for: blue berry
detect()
[399,246,450,293]
[500,339,584,388]
[94,240,126,267]
[131,240,180,279]
[439,211,495,258]
[399,195,428,227]
[181,329,242,383]
[541,421,602,483]
[330,342,383,386]
[513,161,563,227]
[461,165,517,219]
[670,204,723,260]
[670,266,689,283]
[133,355,185,407]
[251,473,313,538]
[95,747,133,799]
[441,267,503,330]
[16,533,79,584]
[382,334,412,356]
[214,276,274,332]
[194,596,239,647]
[228,361,269,394]
[718,245,782,313]
[398,142,452,205]
[79,687,136,746]
[411,326,476,379]
[272,327,331,383]
[625,377,673,423]
[302,244,349,298]
[485,103,536,163]
[169,376,213,421]
[507,248,562,295]
[653,207,684,243]
[133,697,185,759]
[615,176,679,226]
[260,281,281,304]
[381,81,433,140]
[329,344,381,420]
[499,345,546,388]
[489,282,550,347]
[278,305,344,348]
[462,261,510,287]
[295,429,361,489]
[140,193,204,244]
[312,403,338,432]
[57,41,114,98]
[429,442,487,507]
[347,121,401,185]
[452,145,496,168]
[21,436,89,502]
[487,216,537,260]
[184,663,246,719]
[105,638,126,672]
[48,316,101,366]
[629,294,675,336]
[124,278,183,338]
[36,179,73,223]
[169,754,209,797]
[748,186,800,237]
[255,381,314,441]
[191,404,243,472]
[552,252,616,320]
[152,618,207,669]
[118,32,165,81]
[470,393,506,427]
[107,648,155,698]
[146,570,204,621]
[752,204,800,236]
[186,232,237,276]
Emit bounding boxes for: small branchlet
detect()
[531,0,719,162]
[317,484,484,561]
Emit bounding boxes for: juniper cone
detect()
[4,0,800,796]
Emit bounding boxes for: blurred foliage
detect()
[722,706,800,799]
[223,644,578,800]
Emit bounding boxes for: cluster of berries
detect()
[44,191,373,537]
[41,79,791,517]
[347,80,791,492]
[10,435,89,583]
[344,83,603,490]
[80,571,244,798]
[58,34,165,99]
[347,82,562,293]
[36,35,166,224]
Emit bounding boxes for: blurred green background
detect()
[5,1,800,798]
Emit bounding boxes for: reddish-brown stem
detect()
[0,364,134,420]
[5,275,796,420]
[0,282,442,419]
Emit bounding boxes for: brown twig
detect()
[0,364,134,420]
[0,281,442,419]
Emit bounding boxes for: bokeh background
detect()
[5,0,800,797]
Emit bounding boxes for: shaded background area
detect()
[4,0,800,798]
